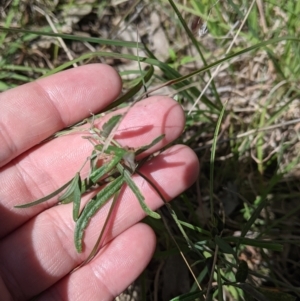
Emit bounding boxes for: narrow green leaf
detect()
[235,260,249,283]
[74,175,124,253]
[217,266,224,301]
[94,144,127,157]
[239,168,286,246]
[101,115,122,138]
[258,288,297,301]
[77,189,121,268]
[80,176,98,196]
[18,36,300,95]
[89,161,114,184]
[223,236,283,252]
[0,27,145,50]
[72,174,82,222]
[210,101,228,219]
[169,291,205,301]
[135,134,165,155]
[234,283,270,301]
[117,163,160,219]
[90,150,98,173]
[15,179,73,208]
[167,0,221,109]
[136,169,199,253]
[90,147,126,183]
[59,173,81,204]
[215,235,236,256]
[57,172,83,221]
[177,220,212,237]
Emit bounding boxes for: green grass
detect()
[1,0,300,300]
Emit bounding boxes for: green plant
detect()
[1,0,300,300]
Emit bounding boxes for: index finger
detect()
[0,64,122,167]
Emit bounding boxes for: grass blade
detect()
[74,175,124,252]
[74,189,121,270]
[167,0,221,107]
[101,115,122,138]
[223,237,283,252]
[89,150,98,173]
[209,101,228,219]
[59,172,81,204]
[117,163,161,219]
[15,179,73,208]
[214,235,236,257]
[217,266,224,301]
[0,26,145,49]
[90,146,126,184]
[135,134,165,155]
[235,260,249,283]
[57,172,83,221]
[72,174,83,222]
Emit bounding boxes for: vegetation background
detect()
[1,0,300,300]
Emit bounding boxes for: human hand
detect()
[0,64,199,301]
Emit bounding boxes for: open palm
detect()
[0,64,199,301]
